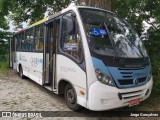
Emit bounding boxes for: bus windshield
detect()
[79,8,148,58]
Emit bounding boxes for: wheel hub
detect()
[67,89,76,104]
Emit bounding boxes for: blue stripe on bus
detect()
[91,57,150,88]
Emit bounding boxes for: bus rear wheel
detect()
[19,66,26,79]
[64,84,82,111]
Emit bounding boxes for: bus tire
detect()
[19,66,26,79]
[64,84,82,111]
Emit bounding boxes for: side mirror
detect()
[66,13,76,35]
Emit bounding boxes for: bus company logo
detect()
[30,57,39,67]
[60,66,76,72]
[19,54,27,62]
[134,78,139,85]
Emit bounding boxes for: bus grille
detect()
[107,66,150,88]
[120,90,144,100]
[117,67,147,87]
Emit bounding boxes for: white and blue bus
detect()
[10,4,153,111]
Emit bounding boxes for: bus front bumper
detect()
[88,77,153,111]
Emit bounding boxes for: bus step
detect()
[43,83,52,86]
[44,86,52,91]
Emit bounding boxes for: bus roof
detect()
[29,17,49,28]
[18,17,49,33]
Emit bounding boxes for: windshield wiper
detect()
[104,22,118,58]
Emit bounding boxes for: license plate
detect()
[129,98,140,107]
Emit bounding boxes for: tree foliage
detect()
[0,31,12,61]
[7,0,74,26]
[0,0,9,29]
[116,0,160,35]
[0,0,12,62]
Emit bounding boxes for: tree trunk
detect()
[79,0,115,12]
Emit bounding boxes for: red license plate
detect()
[129,98,140,107]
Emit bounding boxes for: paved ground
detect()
[0,70,159,120]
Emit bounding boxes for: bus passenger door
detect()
[43,19,60,91]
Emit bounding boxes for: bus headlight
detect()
[95,68,115,87]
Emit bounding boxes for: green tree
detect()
[0,0,9,29]
[0,0,12,62]
[8,0,74,26]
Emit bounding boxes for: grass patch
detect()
[0,60,9,72]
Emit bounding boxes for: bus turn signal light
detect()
[80,91,85,95]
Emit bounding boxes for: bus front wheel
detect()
[64,84,82,111]
[19,66,26,79]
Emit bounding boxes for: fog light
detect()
[145,89,149,95]
[118,93,122,100]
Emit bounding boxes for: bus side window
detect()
[30,28,34,51]
[39,26,44,50]
[15,36,18,50]
[61,12,83,62]
[16,34,21,50]
[34,25,44,51]
[25,30,30,51]
[50,24,54,50]
[35,27,39,50]
[21,33,25,50]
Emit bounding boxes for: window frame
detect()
[16,33,21,51]
[21,32,25,51]
[33,24,45,52]
[60,11,84,64]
